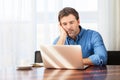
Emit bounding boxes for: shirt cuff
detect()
[88,55,103,65]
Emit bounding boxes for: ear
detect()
[78,19,80,24]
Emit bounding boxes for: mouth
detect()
[67,30,73,34]
[67,31,74,36]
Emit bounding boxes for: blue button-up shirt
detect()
[53,26,107,65]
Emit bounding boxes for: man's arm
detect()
[56,34,66,45]
[88,32,107,65]
[56,24,67,45]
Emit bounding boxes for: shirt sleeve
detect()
[53,37,59,45]
[53,36,69,45]
[88,32,107,65]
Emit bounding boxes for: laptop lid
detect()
[40,45,87,69]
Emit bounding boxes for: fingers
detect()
[58,23,67,36]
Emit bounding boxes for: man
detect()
[53,7,107,66]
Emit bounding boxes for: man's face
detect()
[60,14,80,39]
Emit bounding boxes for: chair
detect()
[107,51,120,65]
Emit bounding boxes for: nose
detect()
[66,24,72,30]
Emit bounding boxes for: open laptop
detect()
[40,45,89,69]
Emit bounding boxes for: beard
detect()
[67,30,76,38]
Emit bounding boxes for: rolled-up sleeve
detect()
[53,37,59,45]
[89,32,107,65]
[53,36,69,45]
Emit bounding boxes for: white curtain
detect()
[98,0,120,50]
[0,0,35,67]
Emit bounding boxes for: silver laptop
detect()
[40,45,88,69]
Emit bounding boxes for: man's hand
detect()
[59,24,67,37]
[56,24,67,45]
[83,58,94,65]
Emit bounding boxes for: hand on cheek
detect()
[59,23,67,36]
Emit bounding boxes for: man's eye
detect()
[63,23,67,26]
[70,22,74,24]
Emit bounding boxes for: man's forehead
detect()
[60,14,76,23]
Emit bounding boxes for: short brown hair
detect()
[58,7,79,22]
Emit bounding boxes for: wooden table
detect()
[0,65,120,80]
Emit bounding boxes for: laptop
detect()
[40,45,88,69]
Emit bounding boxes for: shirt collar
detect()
[78,25,86,38]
